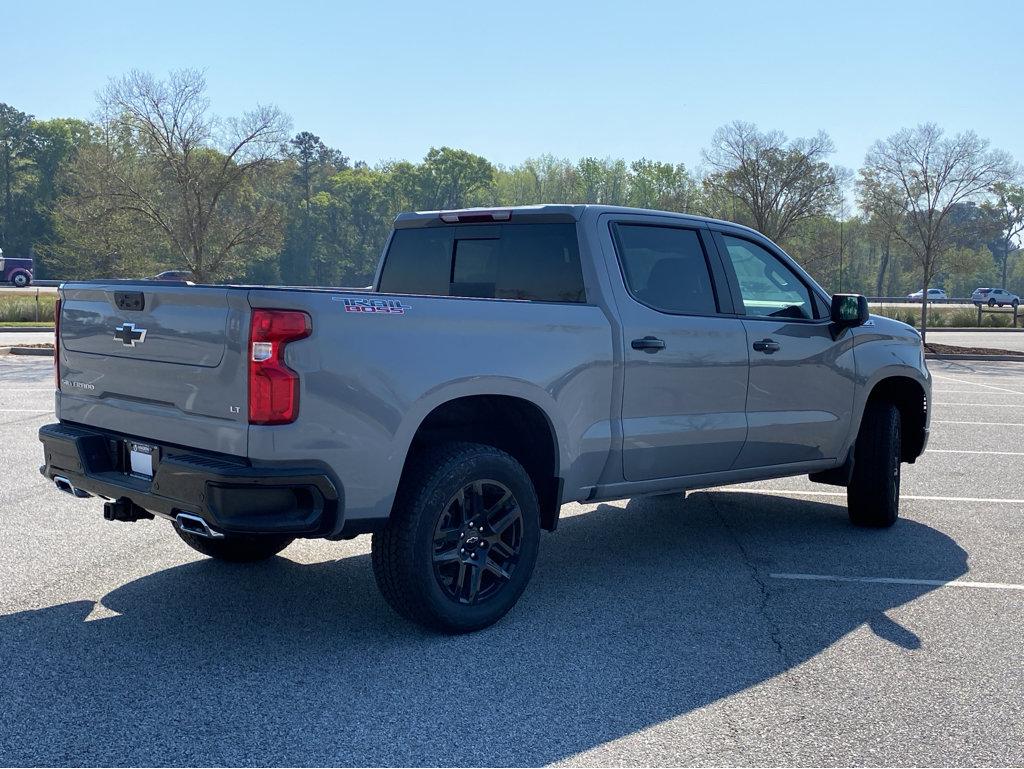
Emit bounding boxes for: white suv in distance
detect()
[908,288,947,302]
[972,287,1019,308]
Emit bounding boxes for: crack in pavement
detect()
[701,490,792,669]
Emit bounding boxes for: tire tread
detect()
[847,401,901,528]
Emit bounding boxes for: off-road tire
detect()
[173,522,294,562]
[847,402,902,528]
[371,442,541,633]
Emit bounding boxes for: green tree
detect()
[627,159,700,212]
[416,147,495,209]
[0,103,38,254]
[981,181,1024,288]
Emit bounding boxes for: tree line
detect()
[2,69,1022,329]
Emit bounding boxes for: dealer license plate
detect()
[128,442,156,478]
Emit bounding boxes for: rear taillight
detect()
[248,309,311,425]
[54,298,61,389]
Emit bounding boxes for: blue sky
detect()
[4,0,1021,174]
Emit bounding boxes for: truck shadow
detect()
[0,492,967,766]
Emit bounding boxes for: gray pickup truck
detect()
[40,205,930,632]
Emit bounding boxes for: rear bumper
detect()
[39,422,342,537]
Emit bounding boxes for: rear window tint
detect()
[379,223,586,303]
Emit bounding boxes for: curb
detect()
[0,346,54,357]
[925,327,1023,333]
[925,353,1024,362]
[0,327,53,333]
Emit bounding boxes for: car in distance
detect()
[907,288,947,302]
[0,248,33,287]
[972,287,1019,308]
[150,270,194,282]
[40,205,931,633]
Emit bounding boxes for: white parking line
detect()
[932,420,1024,426]
[926,449,1024,456]
[770,573,1024,592]
[931,374,1024,396]
[713,488,1023,504]
[932,390,1024,397]
[933,402,1024,408]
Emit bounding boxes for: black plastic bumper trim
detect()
[39,422,342,537]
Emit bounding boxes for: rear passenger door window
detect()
[720,235,814,320]
[612,224,719,315]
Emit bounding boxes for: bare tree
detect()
[702,121,846,242]
[859,124,1014,341]
[70,69,290,281]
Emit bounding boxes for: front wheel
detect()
[11,272,29,288]
[847,402,901,528]
[989,299,997,307]
[173,521,294,562]
[372,442,541,633]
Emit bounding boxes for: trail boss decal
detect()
[333,297,412,315]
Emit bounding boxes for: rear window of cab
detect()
[378,223,587,303]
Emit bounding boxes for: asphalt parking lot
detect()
[1,357,1023,766]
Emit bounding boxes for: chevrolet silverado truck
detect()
[40,205,930,632]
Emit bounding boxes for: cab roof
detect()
[393,204,762,237]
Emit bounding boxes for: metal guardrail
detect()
[866,296,973,304]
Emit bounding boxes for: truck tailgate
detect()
[57,283,250,456]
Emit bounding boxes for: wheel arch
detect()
[862,375,928,462]
[397,392,564,531]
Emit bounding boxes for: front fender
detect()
[846,319,931,457]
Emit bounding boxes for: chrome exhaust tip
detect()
[53,475,91,498]
[175,512,224,539]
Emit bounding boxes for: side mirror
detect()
[831,294,869,326]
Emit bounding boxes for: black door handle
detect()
[752,338,781,354]
[631,336,666,353]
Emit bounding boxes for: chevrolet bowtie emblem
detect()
[113,322,147,347]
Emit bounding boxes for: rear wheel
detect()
[989,299,997,307]
[847,402,901,528]
[173,522,294,562]
[11,272,29,288]
[372,442,540,633]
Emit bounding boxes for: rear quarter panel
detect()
[246,288,615,524]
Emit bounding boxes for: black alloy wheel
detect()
[431,479,524,604]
